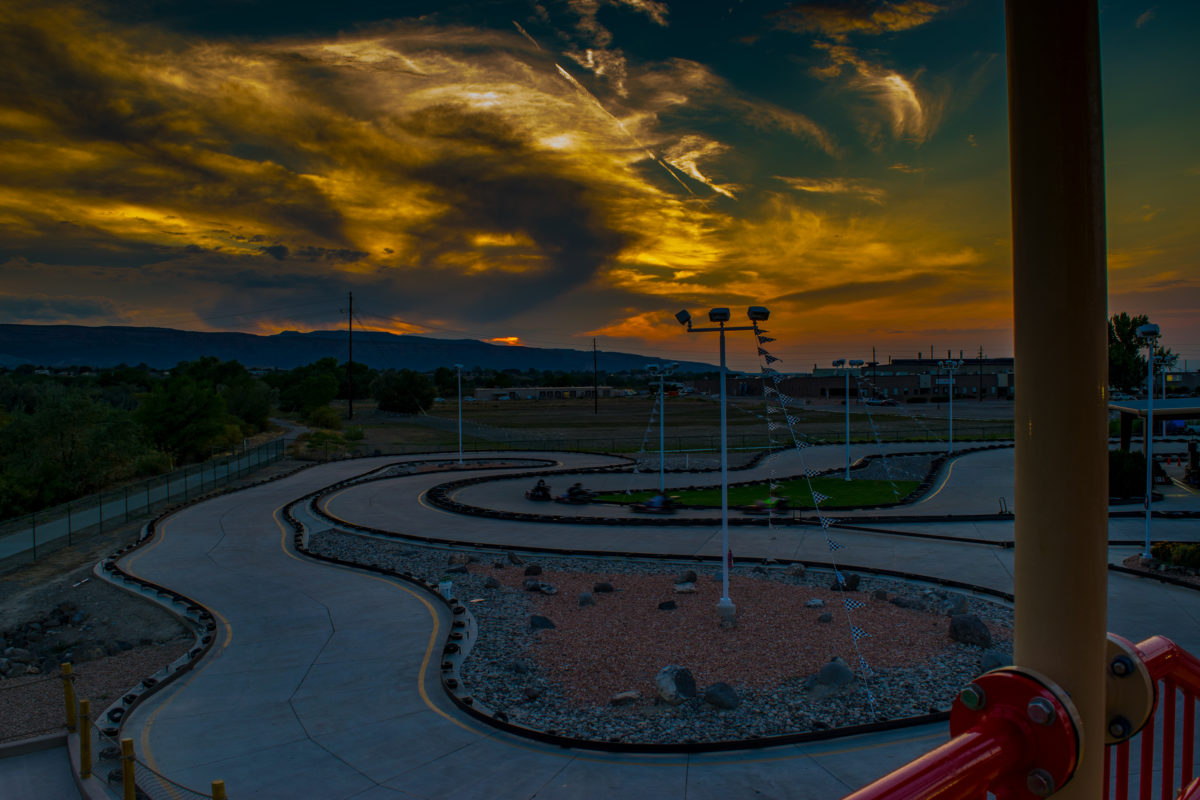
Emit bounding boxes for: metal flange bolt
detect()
[1110,655,1135,677]
[1027,769,1056,797]
[1109,716,1132,739]
[958,683,986,711]
[1027,697,1057,726]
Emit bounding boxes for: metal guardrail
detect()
[0,438,287,566]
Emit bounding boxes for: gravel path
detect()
[309,529,1012,744]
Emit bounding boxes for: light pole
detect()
[832,358,864,480]
[1137,324,1159,558]
[647,362,677,496]
[454,363,464,464]
[939,359,963,453]
[676,306,769,625]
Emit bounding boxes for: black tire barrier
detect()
[107,708,124,723]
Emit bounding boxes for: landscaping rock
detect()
[817,613,833,623]
[980,649,1012,673]
[818,657,855,687]
[752,566,767,575]
[523,578,542,591]
[578,592,595,607]
[675,570,697,584]
[703,682,740,710]
[658,601,677,611]
[483,577,500,589]
[445,564,468,574]
[786,563,807,578]
[804,598,825,608]
[523,687,542,700]
[593,582,614,593]
[609,691,640,706]
[830,573,860,591]
[942,594,969,616]
[529,615,556,631]
[538,583,558,596]
[872,589,889,601]
[655,665,697,705]
[507,552,525,566]
[949,614,993,647]
[673,582,696,593]
[524,564,543,576]
[890,595,924,611]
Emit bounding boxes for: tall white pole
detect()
[717,323,733,619]
[659,371,666,496]
[456,367,463,464]
[1143,345,1155,558]
[948,370,955,453]
[844,368,851,481]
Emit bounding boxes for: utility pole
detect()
[979,345,984,401]
[593,338,599,415]
[347,291,354,420]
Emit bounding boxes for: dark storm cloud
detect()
[772,273,942,308]
[0,293,126,322]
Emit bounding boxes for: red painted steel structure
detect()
[846,636,1200,799]
[1105,637,1200,800]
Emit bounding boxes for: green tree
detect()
[433,366,458,398]
[1108,313,1176,394]
[372,369,435,413]
[136,375,229,462]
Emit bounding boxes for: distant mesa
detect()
[0,324,716,372]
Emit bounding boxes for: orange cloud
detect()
[488,336,522,345]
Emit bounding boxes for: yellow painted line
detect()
[911,456,959,506]
[120,518,235,777]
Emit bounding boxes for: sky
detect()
[0,0,1197,371]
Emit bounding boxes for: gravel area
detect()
[0,643,192,743]
[309,529,1012,744]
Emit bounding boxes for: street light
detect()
[454,363,464,465]
[832,359,865,480]
[938,359,964,453]
[647,362,677,496]
[1137,323,1160,558]
[677,305,769,625]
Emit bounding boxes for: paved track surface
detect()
[103,446,1200,798]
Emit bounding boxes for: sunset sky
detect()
[1,0,1197,370]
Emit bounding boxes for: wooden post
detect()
[78,699,91,778]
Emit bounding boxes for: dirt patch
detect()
[1121,554,1200,588]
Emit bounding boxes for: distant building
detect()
[473,385,618,401]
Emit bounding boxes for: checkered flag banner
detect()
[757,347,771,356]
[766,405,781,414]
[805,467,821,477]
[770,482,783,490]
[758,335,775,344]
[763,385,779,397]
[844,598,865,611]
[811,491,830,503]
[827,539,843,552]
[762,367,779,376]
[850,625,871,642]
[819,517,840,529]
[768,421,785,431]
[786,414,800,424]
[857,655,875,676]
[764,354,782,364]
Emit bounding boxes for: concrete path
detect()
[107,447,1200,798]
[0,743,80,800]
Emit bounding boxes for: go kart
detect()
[525,485,552,501]
[632,497,677,514]
[742,497,790,516]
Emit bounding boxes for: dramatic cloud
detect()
[775,176,886,204]
[773,2,943,41]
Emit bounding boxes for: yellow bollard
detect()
[121,738,136,800]
[78,699,91,779]
[61,663,77,733]
[212,779,227,800]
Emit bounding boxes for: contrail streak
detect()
[511,20,542,50]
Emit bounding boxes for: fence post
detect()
[61,663,77,732]
[121,738,136,800]
[212,780,227,800]
[78,699,91,778]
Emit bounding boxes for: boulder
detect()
[658,601,677,611]
[786,563,807,578]
[578,592,595,607]
[529,615,556,631]
[0,658,11,676]
[524,564,543,576]
[609,691,640,706]
[507,552,525,566]
[593,582,614,593]
[4,647,32,662]
[943,594,969,616]
[655,665,697,705]
[752,565,767,575]
[890,595,924,611]
[804,598,825,609]
[980,649,1012,673]
[483,577,500,589]
[523,687,542,700]
[675,570,698,584]
[818,657,855,687]
[538,583,558,596]
[817,613,833,623]
[830,573,860,591]
[523,578,542,591]
[872,589,889,601]
[703,682,740,710]
[949,614,993,647]
[673,582,696,593]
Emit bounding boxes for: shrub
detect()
[306,406,342,430]
[1151,542,1200,569]
[344,425,365,441]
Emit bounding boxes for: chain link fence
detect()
[0,438,287,569]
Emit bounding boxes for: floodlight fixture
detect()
[675,309,692,327]
[747,306,770,322]
[849,359,865,367]
[1136,323,1160,340]
[832,359,845,367]
[708,307,731,323]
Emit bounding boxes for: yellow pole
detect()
[61,663,77,733]
[121,738,136,800]
[78,699,91,779]
[212,780,228,800]
[1007,1,1108,796]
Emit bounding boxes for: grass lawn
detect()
[594,476,920,509]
